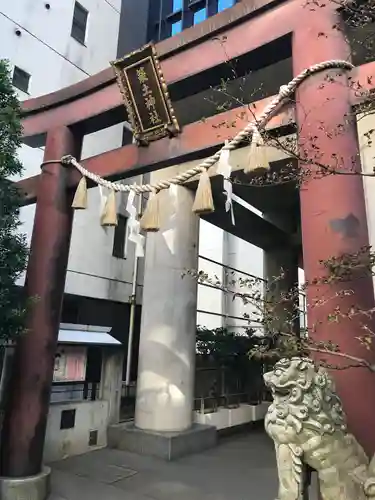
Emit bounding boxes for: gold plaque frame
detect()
[111,43,180,145]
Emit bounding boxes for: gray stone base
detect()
[0,466,51,500]
[108,422,217,460]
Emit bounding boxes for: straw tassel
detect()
[100,189,118,226]
[140,191,161,232]
[244,127,270,174]
[72,176,88,209]
[192,168,214,215]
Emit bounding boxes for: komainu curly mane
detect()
[264,357,375,500]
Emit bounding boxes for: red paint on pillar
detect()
[293,8,375,455]
[0,127,82,477]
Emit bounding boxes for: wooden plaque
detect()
[111,44,180,144]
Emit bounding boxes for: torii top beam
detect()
[21,0,304,142]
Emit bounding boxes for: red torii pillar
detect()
[294,6,375,455]
[0,127,81,477]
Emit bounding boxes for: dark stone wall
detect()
[117,0,152,57]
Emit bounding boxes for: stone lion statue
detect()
[264,357,375,500]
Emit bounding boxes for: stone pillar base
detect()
[108,422,217,460]
[0,466,51,500]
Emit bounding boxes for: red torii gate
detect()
[2,0,375,482]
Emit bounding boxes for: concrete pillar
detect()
[105,172,216,460]
[293,6,375,455]
[107,165,218,459]
[135,176,199,432]
[263,246,300,336]
[222,231,265,332]
[222,230,234,330]
[358,111,375,292]
[0,126,81,479]
[263,209,300,335]
[100,349,124,425]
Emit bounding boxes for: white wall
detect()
[197,221,225,329]
[198,218,264,333]
[44,345,124,462]
[0,0,121,95]
[194,402,270,430]
[1,0,145,305]
[44,400,109,463]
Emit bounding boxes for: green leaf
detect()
[0,60,28,341]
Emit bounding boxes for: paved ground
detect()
[49,428,281,500]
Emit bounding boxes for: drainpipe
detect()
[124,174,143,388]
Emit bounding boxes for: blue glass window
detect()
[218,0,235,12]
[171,20,182,35]
[193,8,206,25]
[172,0,183,12]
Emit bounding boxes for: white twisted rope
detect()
[61,59,353,194]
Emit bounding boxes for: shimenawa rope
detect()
[58,59,353,195]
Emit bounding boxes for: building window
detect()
[12,66,30,93]
[218,0,235,11]
[193,8,206,25]
[171,19,183,35]
[60,409,76,430]
[172,0,183,12]
[89,430,98,446]
[71,2,88,44]
[112,214,128,259]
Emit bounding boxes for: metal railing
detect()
[199,255,266,282]
[194,363,268,414]
[50,381,99,403]
[197,254,307,330]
